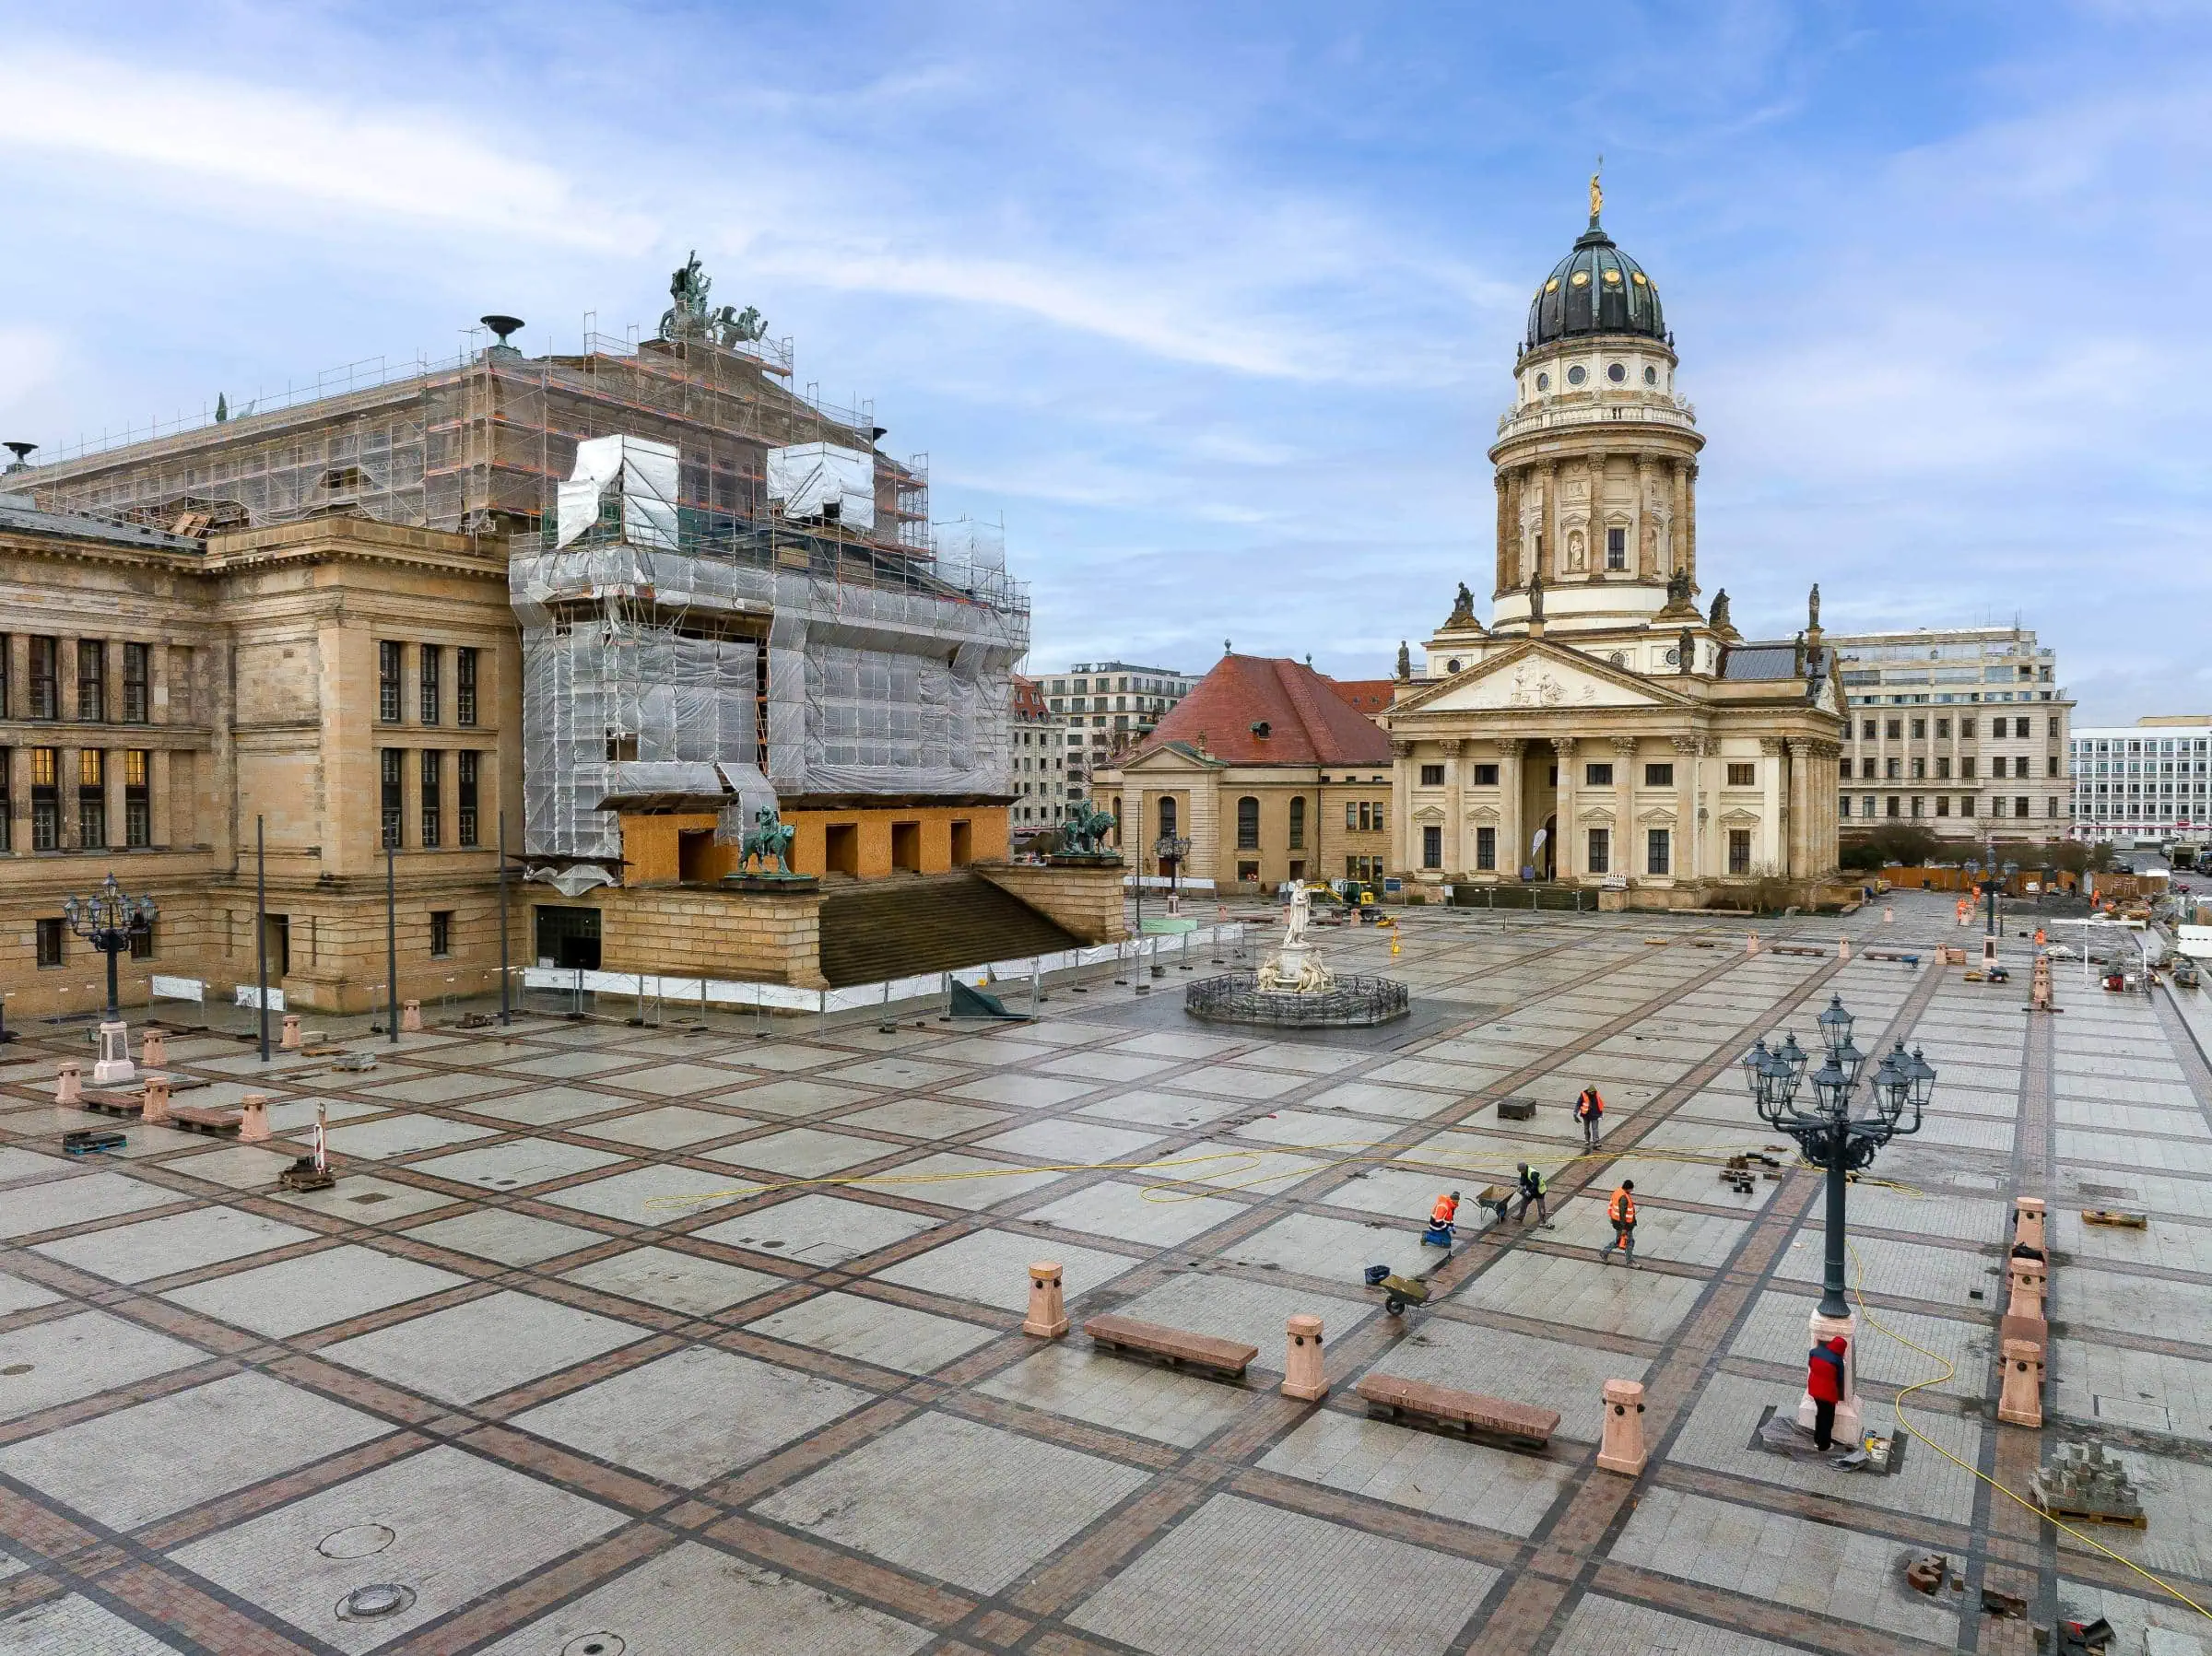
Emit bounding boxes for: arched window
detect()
[1236,795,1260,851]
[1159,796,1177,840]
[1288,795,1306,851]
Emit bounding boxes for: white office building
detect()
[1037,661,1197,800]
[2069,717,2212,844]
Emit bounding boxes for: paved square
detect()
[318,1289,646,1403]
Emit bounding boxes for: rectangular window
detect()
[381,748,403,849]
[1885,758,1900,780]
[1961,717,1977,738]
[1936,717,1950,737]
[76,640,105,722]
[1476,825,1496,871]
[2015,795,2030,818]
[1584,762,1613,787]
[29,637,58,720]
[1727,828,1751,875]
[1606,525,1626,570]
[1643,762,1674,787]
[378,640,403,723]
[429,910,453,957]
[1910,795,1924,816]
[1645,828,1671,875]
[1419,763,1444,786]
[36,917,65,968]
[1936,795,1950,817]
[1887,796,1901,817]
[30,747,58,850]
[1727,762,1756,786]
[124,749,150,847]
[457,750,479,847]
[1912,758,1925,779]
[77,749,105,849]
[419,645,441,725]
[2048,796,2059,818]
[1344,801,1358,830]
[1587,827,1610,875]
[1860,720,1875,739]
[129,921,155,960]
[1912,718,1926,739]
[1840,796,1851,817]
[122,642,149,722]
[1961,757,1977,780]
[1886,719,1901,740]
[420,749,441,848]
[1471,763,1499,785]
[1837,757,1850,780]
[1961,794,1975,816]
[456,647,478,726]
[1857,758,1872,779]
[0,635,7,719]
[1936,757,1950,779]
[2047,755,2059,778]
[1421,825,1441,869]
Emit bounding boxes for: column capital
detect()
[1609,734,1639,755]
[1759,736,1786,756]
[1496,737,1525,757]
[1551,734,1579,756]
[1389,739,1414,759]
[1671,734,1706,756]
[1438,738,1463,756]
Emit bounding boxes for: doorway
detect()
[265,914,290,978]
[891,820,921,873]
[534,905,602,970]
[677,828,714,883]
[824,823,860,876]
[949,820,973,867]
[1539,815,1558,881]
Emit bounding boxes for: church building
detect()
[1382,182,1850,909]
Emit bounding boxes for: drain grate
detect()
[337,1583,416,1621]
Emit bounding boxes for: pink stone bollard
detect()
[56,1061,83,1106]
[400,1000,424,1033]
[239,1093,272,1144]
[1281,1314,1327,1402]
[281,1014,302,1051]
[1597,1378,1648,1475]
[141,1075,172,1126]
[1022,1261,1068,1338]
[2006,1256,2046,1321]
[1996,1338,2044,1428]
[140,1029,167,1067]
[1837,938,1852,961]
[2013,1196,2046,1255]
[1883,905,1894,924]
[1746,934,1761,956]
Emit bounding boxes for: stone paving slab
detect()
[318,1289,646,1403]
[1028,1179,1247,1246]
[559,1245,785,1315]
[874,1227,1136,1312]
[1259,1406,1576,1537]
[1453,1249,1708,1342]
[162,1242,469,1337]
[980,1342,1253,1445]
[34,1204,318,1286]
[744,1290,998,1375]
[0,1592,190,1654]
[694,1194,947,1266]
[0,1310,208,1422]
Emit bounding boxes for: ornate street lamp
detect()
[1744,993,1934,1444]
[64,874,158,1085]
[1156,833,1191,914]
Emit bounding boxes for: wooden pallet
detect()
[80,1092,145,1118]
[167,1107,241,1139]
[2033,1502,2145,1530]
[2082,1210,2147,1229]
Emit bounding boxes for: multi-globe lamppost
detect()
[63,873,158,1085]
[1743,994,1936,1446]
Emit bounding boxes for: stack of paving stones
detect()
[1,890,2210,1654]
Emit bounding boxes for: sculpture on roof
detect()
[1395,640,1411,681]
[1678,626,1696,675]
[738,805,796,877]
[713,304,767,346]
[1667,566,1693,608]
[1447,581,1476,628]
[662,251,712,339]
[1808,582,1822,629]
[1527,566,1545,621]
[1062,798,1118,858]
[1709,587,1732,632]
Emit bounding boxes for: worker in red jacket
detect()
[1807,1334,1848,1450]
[1575,1084,1605,1150]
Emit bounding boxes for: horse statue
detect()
[739,805,796,876]
[1062,799,1118,857]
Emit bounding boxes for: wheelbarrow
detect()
[1364,1264,1431,1316]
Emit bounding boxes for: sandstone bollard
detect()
[1837,938,1852,961]
[1597,1378,1648,1475]
[1022,1261,1068,1338]
[401,1000,424,1033]
[1281,1314,1327,1402]
[1746,933,1761,956]
[281,1014,302,1051]
[141,1075,172,1127]
[56,1061,83,1106]
[1997,1337,2044,1428]
[140,1029,167,1068]
[2006,1256,2046,1321]
[239,1093,272,1144]
[1883,905,1894,924]
[2013,1195,2046,1255]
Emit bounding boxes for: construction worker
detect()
[1429,1190,1460,1234]
[1600,1179,1638,1267]
[1513,1161,1552,1227]
[1806,1333,1848,1450]
[1574,1084,1605,1150]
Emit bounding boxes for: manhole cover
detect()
[562,1636,626,1656]
[336,1583,416,1621]
[318,1524,395,1559]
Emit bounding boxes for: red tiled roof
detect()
[1133,655,1393,767]
[1326,677,1396,715]
[1010,674,1047,719]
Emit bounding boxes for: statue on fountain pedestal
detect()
[1257,882,1335,994]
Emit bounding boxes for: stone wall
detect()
[593,885,828,989]
[973,860,1127,943]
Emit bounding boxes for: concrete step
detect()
[817,871,1081,988]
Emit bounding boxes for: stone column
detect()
[1633,454,1653,580]
[1389,740,1412,878]
[1597,1378,1648,1474]
[148,640,168,724]
[1683,461,1700,588]
[1673,735,1702,883]
[1495,473,1512,594]
[1552,736,1578,881]
[2,632,21,721]
[105,636,126,722]
[1539,463,1559,582]
[1498,739,1524,880]
[1785,738,1814,881]
[150,749,172,849]
[1024,1261,1068,1338]
[1610,735,1637,880]
[57,638,77,722]
[1282,1313,1327,1402]
[6,746,29,855]
[1441,739,1464,875]
[59,745,80,850]
[1759,737,1785,875]
[105,746,126,851]
[1669,461,1688,581]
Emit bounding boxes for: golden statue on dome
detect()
[1590,157,1603,221]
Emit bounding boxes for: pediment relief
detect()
[1718,807,1762,828]
[1396,640,1685,719]
[1636,805,1680,826]
[1575,804,1618,825]
[1411,805,1447,825]
[1464,805,1501,823]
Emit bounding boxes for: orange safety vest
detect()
[1576,1088,1604,1120]
[1608,1187,1636,1227]
[1430,1194,1458,1226]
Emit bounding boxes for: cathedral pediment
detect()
[1393,640,1688,717]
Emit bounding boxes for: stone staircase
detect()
[817,871,1082,988]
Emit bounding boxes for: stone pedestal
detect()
[400,1000,424,1033]
[239,1094,271,1144]
[1022,1262,1067,1338]
[1837,938,1852,961]
[2013,1196,2046,1254]
[91,1020,135,1086]
[1281,1314,1327,1402]
[1797,1309,1862,1447]
[141,1075,172,1126]
[281,1014,302,1051]
[1746,933,1760,956]
[2006,1256,2046,1321]
[56,1061,83,1106]
[1997,1338,2044,1428]
[1597,1378,1648,1474]
[140,1029,167,1068]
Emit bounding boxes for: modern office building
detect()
[1825,626,2073,841]
[2069,716,2212,844]
[1037,661,1196,799]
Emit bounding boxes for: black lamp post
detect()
[1157,833,1190,912]
[1743,994,1936,1320]
[63,873,157,1026]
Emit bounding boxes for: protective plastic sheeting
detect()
[556,435,679,550]
[767,442,875,530]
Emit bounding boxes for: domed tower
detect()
[1488,177,1705,637]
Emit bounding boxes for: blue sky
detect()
[1,1,2206,722]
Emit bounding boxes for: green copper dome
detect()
[1523,217,1667,352]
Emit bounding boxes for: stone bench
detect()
[1084,1314,1257,1380]
[1355,1372,1559,1449]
